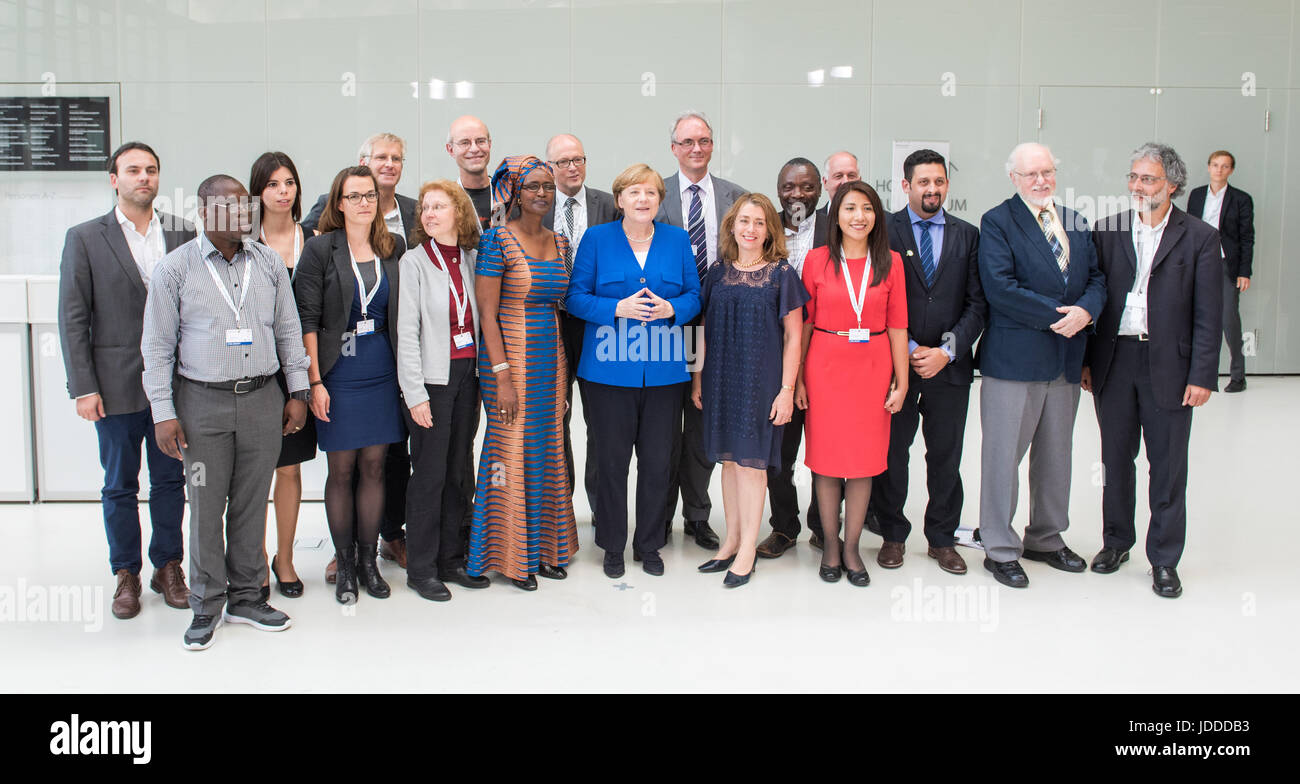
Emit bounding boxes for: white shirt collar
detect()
[558,185,586,208]
[116,205,159,235]
[1134,207,1172,235]
[679,170,713,197]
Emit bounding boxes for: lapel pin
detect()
[906,250,914,256]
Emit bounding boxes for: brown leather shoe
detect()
[877,541,905,569]
[325,556,337,584]
[112,569,141,619]
[756,531,796,559]
[928,546,968,575]
[149,560,190,609]
[380,538,408,569]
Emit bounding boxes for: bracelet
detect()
[310,380,323,387]
[492,362,509,373]
[781,385,795,392]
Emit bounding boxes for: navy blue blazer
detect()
[976,194,1106,383]
[564,221,701,388]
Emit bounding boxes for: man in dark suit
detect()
[58,141,194,620]
[1084,143,1222,599]
[871,149,986,575]
[655,111,747,550]
[543,133,620,526]
[977,142,1106,589]
[1186,150,1254,392]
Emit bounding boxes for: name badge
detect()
[453,331,474,349]
[1125,291,1147,312]
[355,319,375,336]
[848,328,871,343]
[225,328,252,346]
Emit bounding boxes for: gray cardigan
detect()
[396,241,481,406]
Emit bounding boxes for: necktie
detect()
[1039,207,1068,276]
[687,184,707,281]
[917,220,936,287]
[563,196,577,276]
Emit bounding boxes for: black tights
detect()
[324,444,388,555]
[815,473,871,572]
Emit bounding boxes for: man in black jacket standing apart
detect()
[872,149,986,575]
[1083,143,1222,599]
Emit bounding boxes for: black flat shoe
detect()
[819,560,842,583]
[511,575,538,592]
[603,551,625,578]
[407,576,451,602]
[1152,566,1182,598]
[698,555,736,573]
[441,566,490,589]
[845,563,871,587]
[271,554,303,598]
[684,520,721,550]
[1022,546,1086,573]
[538,563,567,580]
[984,557,1029,588]
[723,565,754,588]
[1090,547,1130,574]
[639,552,665,576]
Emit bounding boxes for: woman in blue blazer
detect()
[565,163,701,579]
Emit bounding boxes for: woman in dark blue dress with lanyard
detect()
[294,166,406,605]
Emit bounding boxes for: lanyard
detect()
[840,254,870,329]
[349,246,383,319]
[259,225,302,266]
[203,252,253,327]
[428,242,469,330]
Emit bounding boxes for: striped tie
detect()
[559,196,577,310]
[918,220,936,287]
[1039,207,1068,276]
[687,184,707,280]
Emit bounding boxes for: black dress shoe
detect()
[441,566,490,589]
[511,575,538,591]
[639,552,665,576]
[698,555,736,573]
[1090,547,1130,574]
[407,576,452,602]
[984,557,1029,588]
[1022,546,1086,573]
[603,551,625,579]
[1224,378,1246,393]
[538,563,567,580]
[723,565,754,588]
[684,520,720,550]
[271,554,303,598]
[1152,566,1182,598]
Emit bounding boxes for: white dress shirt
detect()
[1201,184,1226,229]
[383,204,404,241]
[554,186,589,250]
[678,171,719,268]
[783,213,816,274]
[115,205,166,285]
[1119,208,1171,335]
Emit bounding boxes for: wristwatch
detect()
[290,389,311,402]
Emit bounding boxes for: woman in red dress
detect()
[796,181,908,587]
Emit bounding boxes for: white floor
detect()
[2,377,1297,693]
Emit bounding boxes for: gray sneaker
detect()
[183,613,222,651]
[222,599,292,632]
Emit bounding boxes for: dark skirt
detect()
[275,371,317,467]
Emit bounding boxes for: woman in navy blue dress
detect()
[294,166,406,604]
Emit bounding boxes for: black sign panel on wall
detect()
[0,97,111,171]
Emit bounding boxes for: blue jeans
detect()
[94,408,185,575]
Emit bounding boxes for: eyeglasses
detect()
[368,154,403,165]
[550,156,587,169]
[520,182,557,194]
[672,138,713,149]
[453,137,491,150]
[342,191,379,204]
[1013,168,1056,181]
[1126,173,1167,186]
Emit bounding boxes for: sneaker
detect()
[183,613,222,651]
[222,599,292,632]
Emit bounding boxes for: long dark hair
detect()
[249,151,303,222]
[825,180,891,287]
[317,165,395,259]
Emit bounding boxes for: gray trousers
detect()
[978,374,1081,563]
[175,378,284,615]
[1222,273,1245,381]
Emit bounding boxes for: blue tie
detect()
[918,220,936,287]
[687,184,707,280]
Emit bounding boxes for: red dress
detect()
[801,247,907,478]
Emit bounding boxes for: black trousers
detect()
[560,311,599,518]
[665,382,715,525]
[765,406,829,539]
[1094,339,1194,567]
[403,359,480,580]
[587,380,683,555]
[870,378,971,547]
[380,439,409,542]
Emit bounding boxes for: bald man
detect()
[447,115,494,229]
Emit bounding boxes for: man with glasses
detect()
[1084,143,1221,599]
[302,132,416,243]
[975,142,1106,589]
[142,175,311,650]
[655,111,747,550]
[446,115,494,230]
[543,134,619,527]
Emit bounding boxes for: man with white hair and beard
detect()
[975,142,1106,589]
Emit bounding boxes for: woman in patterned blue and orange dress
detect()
[470,155,578,591]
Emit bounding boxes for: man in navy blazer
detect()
[1083,143,1222,599]
[976,142,1106,589]
[871,149,986,576]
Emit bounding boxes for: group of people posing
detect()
[58,111,1250,652]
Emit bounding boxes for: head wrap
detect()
[491,155,549,211]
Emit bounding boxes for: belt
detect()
[814,326,887,337]
[1117,333,1150,342]
[181,374,274,394]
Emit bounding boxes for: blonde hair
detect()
[409,180,480,251]
[719,193,788,266]
[611,163,666,203]
[359,132,406,160]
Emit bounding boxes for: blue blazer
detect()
[565,220,701,388]
[976,194,1107,383]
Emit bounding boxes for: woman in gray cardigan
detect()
[396,180,490,601]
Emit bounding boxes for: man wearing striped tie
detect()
[975,142,1107,589]
[656,111,747,550]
